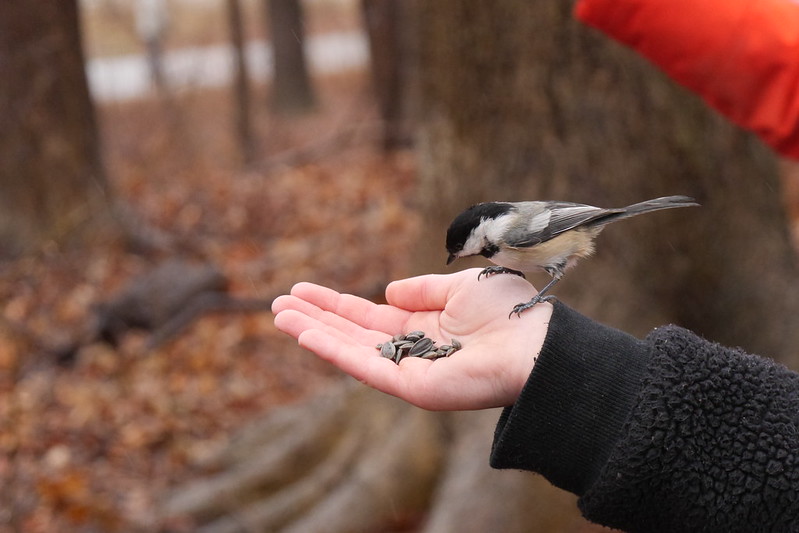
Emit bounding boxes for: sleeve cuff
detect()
[490,301,651,495]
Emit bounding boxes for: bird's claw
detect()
[477,266,526,281]
[509,295,557,318]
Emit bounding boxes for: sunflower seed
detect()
[375,332,463,364]
[409,337,434,357]
[380,342,397,359]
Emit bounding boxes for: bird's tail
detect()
[594,195,699,226]
[624,195,699,214]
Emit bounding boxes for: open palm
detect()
[272,268,552,410]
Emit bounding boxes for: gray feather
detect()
[505,195,698,248]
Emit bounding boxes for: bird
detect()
[445,195,699,317]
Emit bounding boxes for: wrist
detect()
[491,302,651,495]
[510,301,554,400]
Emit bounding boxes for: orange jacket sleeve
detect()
[575,0,799,160]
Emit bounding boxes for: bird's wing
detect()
[505,202,622,248]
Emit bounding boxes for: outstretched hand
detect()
[272,269,552,410]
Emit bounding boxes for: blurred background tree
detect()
[361,0,415,150]
[264,0,316,114]
[0,0,114,258]
[135,0,169,92]
[226,0,255,164]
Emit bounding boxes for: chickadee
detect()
[445,195,699,317]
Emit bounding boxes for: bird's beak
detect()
[446,253,457,265]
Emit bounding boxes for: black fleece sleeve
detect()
[490,302,799,533]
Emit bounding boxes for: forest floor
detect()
[0,67,421,531]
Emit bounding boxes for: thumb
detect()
[385,270,480,311]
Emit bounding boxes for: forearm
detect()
[491,302,799,531]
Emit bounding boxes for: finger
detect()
[274,308,383,348]
[385,270,476,311]
[290,282,410,333]
[271,293,302,314]
[297,327,405,388]
[300,331,496,411]
[297,328,441,407]
[297,325,507,410]
[274,299,393,347]
[273,293,335,321]
[275,287,404,337]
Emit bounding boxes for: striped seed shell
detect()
[380,341,397,359]
[409,337,434,357]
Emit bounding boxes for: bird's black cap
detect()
[445,202,514,256]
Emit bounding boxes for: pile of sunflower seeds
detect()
[376,331,462,365]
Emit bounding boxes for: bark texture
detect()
[0,0,111,257]
[414,1,799,366]
[265,0,316,114]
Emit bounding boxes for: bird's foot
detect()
[509,294,557,318]
[478,266,526,281]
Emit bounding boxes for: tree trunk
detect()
[0,0,112,257]
[135,0,169,94]
[413,0,799,367]
[162,1,799,531]
[361,0,416,150]
[265,0,316,114]
[226,0,255,165]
